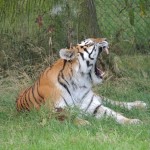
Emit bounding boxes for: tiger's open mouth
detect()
[95,65,105,79]
[95,46,109,79]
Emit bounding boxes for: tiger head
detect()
[59,38,109,85]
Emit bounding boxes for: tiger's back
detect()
[16,58,78,111]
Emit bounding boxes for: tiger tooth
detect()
[104,48,109,54]
[101,72,105,77]
[97,68,105,77]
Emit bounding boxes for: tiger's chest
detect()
[56,73,92,107]
[71,74,92,101]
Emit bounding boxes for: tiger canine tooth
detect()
[104,48,109,54]
[101,71,105,77]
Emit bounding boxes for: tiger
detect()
[16,38,147,124]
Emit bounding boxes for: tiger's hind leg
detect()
[100,96,147,110]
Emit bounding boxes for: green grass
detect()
[0,55,150,150]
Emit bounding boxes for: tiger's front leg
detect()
[100,96,147,110]
[80,92,142,125]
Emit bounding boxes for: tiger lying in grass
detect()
[16,38,147,124]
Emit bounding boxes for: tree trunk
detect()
[78,0,100,40]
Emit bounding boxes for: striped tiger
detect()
[16,38,146,124]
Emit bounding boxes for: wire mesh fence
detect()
[0,0,149,78]
[96,0,150,55]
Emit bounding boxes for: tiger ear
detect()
[59,48,75,60]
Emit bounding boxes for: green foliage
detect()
[95,0,150,55]
[124,0,149,26]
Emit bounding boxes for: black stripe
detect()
[85,41,89,45]
[81,90,90,100]
[62,60,67,70]
[58,59,68,88]
[20,101,24,111]
[85,95,94,112]
[58,79,75,105]
[70,52,74,58]
[79,52,84,60]
[61,73,70,86]
[20,89,29,110]
[89,57,94,60]
[25,90,31,110]
[89,46,96,60]
[58,78,71,97]
[86,61,93,68]
[58,60,75,105]
[59,60,70,87]
[31,86,40,106]
[93,104,102,115]
[89,73,92,81]
[24,99,30,111]
[21,90,29,110]
[84,48,89,54]
[84,45,95,60]
[21,96,25,110]
[90,45,95,54]
[62,96,69,106]
[28,88,33,106]
[24,91,30,111]
[37,81,44,102]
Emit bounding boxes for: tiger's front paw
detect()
[135,101,147,108]
[128,119,143,125]
[118,118,142,125]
